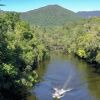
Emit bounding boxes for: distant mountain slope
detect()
[20,5,82,27]
[77,11,100,18]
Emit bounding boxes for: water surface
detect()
[29,52,100,100]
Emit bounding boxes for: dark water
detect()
[28,52,100,100]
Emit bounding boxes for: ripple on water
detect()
[32,54,100,100]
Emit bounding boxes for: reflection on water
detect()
[28,52,100,100]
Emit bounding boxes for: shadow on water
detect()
[28,52,100,100]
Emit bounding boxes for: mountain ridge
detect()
[77,11,100,18]
[20,5,82,27]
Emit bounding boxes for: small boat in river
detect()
[52,88,73,99]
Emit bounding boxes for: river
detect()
[28,52,100,100]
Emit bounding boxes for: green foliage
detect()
[0,12,48,100]
[1,64,17,75]
[19,70,38,88]
[96,51,100,64]
[53,17,100,64]
[1,8,100,100]
[77,49,87,58]
[33,17,100,65]
[20,5,82,27]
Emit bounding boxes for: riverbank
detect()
[30,52,100,100]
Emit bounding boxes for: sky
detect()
[0,0,100,12]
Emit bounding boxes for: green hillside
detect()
[20,5,82,27]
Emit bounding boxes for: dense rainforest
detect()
[0,8,100,100]
[33,18,100,65]
[0,12,48,100]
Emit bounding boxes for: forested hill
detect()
[20,5,82,27]
[77,11,100,18]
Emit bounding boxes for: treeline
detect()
[0,12,48,100]
[0,11,100,100]
[62,18,100,65]
[63,18,100,65]
[33,18,100,65]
